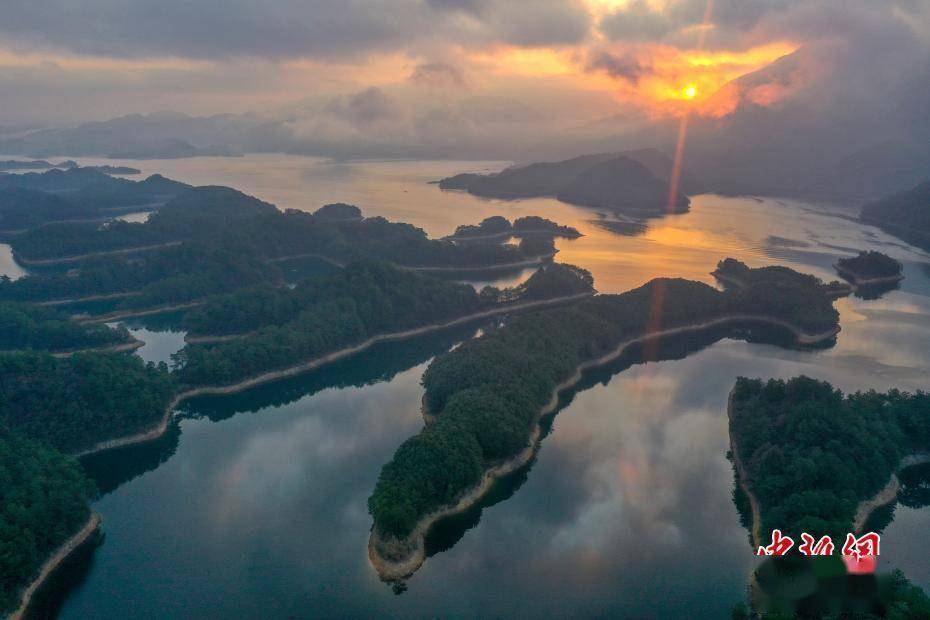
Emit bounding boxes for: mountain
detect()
[0,113,244,159]
[557,157,689,214]
[861,181,930,251]
[438,151,692,216]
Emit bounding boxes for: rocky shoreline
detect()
[10,512,101,620]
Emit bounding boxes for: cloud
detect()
[0,0,591,60]
[600,1,673,42]
[586,51,650,84]
[409,62,468,88]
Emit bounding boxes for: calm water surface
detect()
[10,155,927,618]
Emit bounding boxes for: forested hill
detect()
[0,351,175,454]
[369,267,841,541]
[0,167,191,233]
[0,430,96,615]
[173,262,595,387]
[730,376,930,541]
[0,208,556,313]
[10,185,276,261]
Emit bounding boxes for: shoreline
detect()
[14,241,183,267]
[711,269,854,299]
[442,228,581,243]
[833,263,905,288]
[72,291,594,458]
[184,292,586,344]
[77,301,205,324]
[0,336,144,358]
[36,291,142,307]
[852,452,930,533]
[727,388,763,550]
[10,512,101,620]
[368,313,839,581]
[400,252,556,274]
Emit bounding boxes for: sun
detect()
[683,85,698,99]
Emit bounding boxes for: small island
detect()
[446,215,581,243]
[834,250,905,287]
[368,261,842,581]
[713,257,856,299]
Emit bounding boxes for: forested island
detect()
[713,258,854,298]
[729,376,930,619]
[368,261,841,580]
[729,376,929,544]
[438,151,692,216]
[835,250,905,285]
[861,181,930,252]
[446,215,580,242]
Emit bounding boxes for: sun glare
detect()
[684,85,698,99]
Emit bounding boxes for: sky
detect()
[0,1,929,172]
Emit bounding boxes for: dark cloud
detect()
[586,51,650,84]
[0,0,590,60]
[409,62,468,88]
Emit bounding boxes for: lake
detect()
[10,155,928,618]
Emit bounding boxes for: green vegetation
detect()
[0,429,95,614]
[0,352,175,454]
[1,208,554,316]
[450,215,580,241]
[714,258,852,299]
[861,181,930,252]
[10,185,276,260]
[836,251,903,281]
[0,302,130,352]
[0,168,190,234]
[370,268,840,539]
[173,262,594,386]
[312,203,363,221]
[730,376,930,540]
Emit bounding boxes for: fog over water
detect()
[9,155,927,618]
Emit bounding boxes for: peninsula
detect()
[368,261,842,581]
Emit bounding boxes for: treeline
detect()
[1,208,557,314]
[0,429,96,614]
[730,376,930,540]
[836,250,903,280]
[10,185,276,260]
[714,257,853,301]
[450,215,580,240]
[0,302,130,351]
[0,351,176,454]
[0,167,190,234]
[369,269,841,539]
[173,262,594,386]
